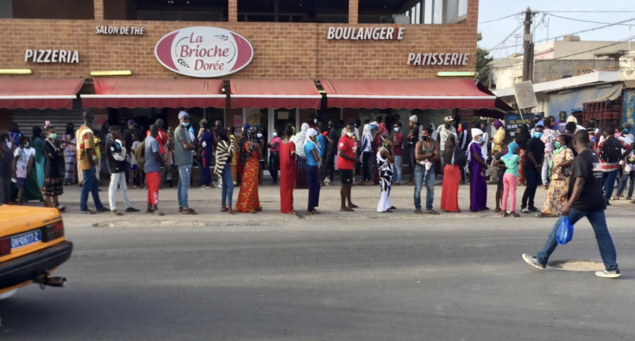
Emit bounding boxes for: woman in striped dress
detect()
[215,127,236,214]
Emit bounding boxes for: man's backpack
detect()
[135,141,146,169]
[600,137,622,163]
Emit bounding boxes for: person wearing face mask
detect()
[0,131,14,204]
[392,122,404,185]
[521,125,545,213]
[267,129,282,184]
[468,129,489,212]
[174,111,197,214]
[322,121,338,186]
[414,127,440,215]
[538,134,574,217]
[304,128,321,215]
[337,122,359,212]
[540,117,560,189]
[41,124,65,211]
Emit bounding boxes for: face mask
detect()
[49,133,57,139]
[181,122,189,128]
[257,133,263,138]
[394,127,399,132]
[422,136,429,142]
[25,142,30,148]
[314,119,318,124]
[554,142,561,149]
[346,132,354,138]
[273,132,277,137]
[624,129,629,135]
[457,127,462,132]
[477,137,484,143]
[534,132,543,139]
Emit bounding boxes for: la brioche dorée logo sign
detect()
[155,26,253,78]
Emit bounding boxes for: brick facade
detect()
[0,1,479,81]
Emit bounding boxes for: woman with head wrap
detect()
[279,123,297,214]
[293,123,310,189]
[373,123,388,185]
[500,141,520,217]
[440,134,462,213]
[235,127,262,213]
[377,133,396,213]
[515,124,531,185]
[538,134,574,217]
[304,128,321,215]
[469,128,489,211]
[360,124,373,185]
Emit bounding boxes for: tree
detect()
[476,33,493,85]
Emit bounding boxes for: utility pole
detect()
[522,7,534,82]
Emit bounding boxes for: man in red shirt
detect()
[337,122,358,212]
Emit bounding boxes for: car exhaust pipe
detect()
[35,274,67,289]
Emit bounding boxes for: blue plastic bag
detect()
[556,216,574,245]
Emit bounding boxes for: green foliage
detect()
[476,33,493,85]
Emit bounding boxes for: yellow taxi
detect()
[0,205,73,299]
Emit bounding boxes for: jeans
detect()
[616,171,635,198]
[414,166,435,210]
[522,166,540,209]
[200,154,211,186]
[177,165,191,209]
[394,155,402,183]
[221,163,234,207]
[108,172,131,211]
[537,208,618,271]
[80,166,104,212]
[541,156,552,185]
[268,151,279,184]
[602,169,619,203]
[362,152,372,181]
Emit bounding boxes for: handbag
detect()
[556,216,574,245]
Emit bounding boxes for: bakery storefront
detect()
[0,0,503,137]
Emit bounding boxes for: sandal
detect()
[340,207,354,212]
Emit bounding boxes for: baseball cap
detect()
[409,115,418,123]
[444,116,454,122]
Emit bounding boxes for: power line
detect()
[536,10,635,13]
[547,13,635,26]
[488,15,635,51]
[478,12,522,25]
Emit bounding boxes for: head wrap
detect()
[178,111,189,120]
[471,128,483,139]
[492,120,504,130]
[246,127,258,156]
[502,141,519,160]
[243,123,250,132]
[305,128,318,145]
[409,115,418,123]
[301,123,309,133]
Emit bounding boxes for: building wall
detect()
[0,0,479,80]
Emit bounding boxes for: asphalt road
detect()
[2,206,635,341]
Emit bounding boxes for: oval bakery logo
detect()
[155,26,253,78]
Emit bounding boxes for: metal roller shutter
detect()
[10,109,85,135]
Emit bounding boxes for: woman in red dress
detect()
[440,135,461,212]
[235,128,262,213]
[279,124,296,214]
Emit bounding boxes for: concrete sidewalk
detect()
[19,179,634,228]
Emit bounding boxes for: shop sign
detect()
[155,26,253,78]
[407,53,469,66]
[505,114,531,137]
[96,25,145,35]
[327,27,404,40]
[24,49,79,63]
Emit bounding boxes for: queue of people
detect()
[1,111,633,220]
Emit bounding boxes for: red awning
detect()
[230,79,321,109]
[319,79,496,110]
[81,78,225,108]
[0,78,83,109]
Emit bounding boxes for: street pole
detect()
[522,7,534,82]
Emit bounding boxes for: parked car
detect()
[0,205,73,299]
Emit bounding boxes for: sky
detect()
[478,0,635,59]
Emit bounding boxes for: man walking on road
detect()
[174,111,197,214]
[522,130,621,278]
[77,110,107,214]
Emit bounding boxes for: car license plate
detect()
[11,230,42,249]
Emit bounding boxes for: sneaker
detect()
[81,209,96,214]
[595,269,621,279]
[414,209,423,214]
[125,207,140,213]
[522,253,546,270]
[528,207,538,212]
[96,207,109,213]
[521,208,529,214]
[424,209,440,215]
[110,210,123,216]
[154,209,165,216]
